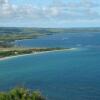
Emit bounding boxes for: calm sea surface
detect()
[0,32,100,100]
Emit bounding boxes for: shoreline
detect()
[0,48,78,61]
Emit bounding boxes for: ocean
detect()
[0,32,100,100]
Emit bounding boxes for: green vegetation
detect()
[0,34,41,41]
[1,27,100,41]
[0,27,54,41]
[0,87,45,100]
[0,47,68,58]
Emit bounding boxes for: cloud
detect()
[0,0,8,4]
[0,0,16,18]
[0,0,100,22]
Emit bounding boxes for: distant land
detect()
[0,27,100,35]
[0,27,99,58]
[0,27,100,41]
[0,27,73,59]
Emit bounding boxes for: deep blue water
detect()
[15,32,100,48]
[0,32,100,100]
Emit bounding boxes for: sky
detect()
[0,0,100,28]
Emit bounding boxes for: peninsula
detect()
[0,47,71,59]
[0,27,74,59]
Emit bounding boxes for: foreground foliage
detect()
[0,87,45,100]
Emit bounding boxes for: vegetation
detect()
[0,47,68,58]
[0,87,45,100]
[0,27,100,41]
[0,27,54,41]
[0,34,41,41]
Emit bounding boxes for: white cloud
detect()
[0,0,8,5]
[0,0,100,21]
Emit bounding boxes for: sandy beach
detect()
[0,48,78,61]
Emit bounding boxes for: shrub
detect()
[0,87,45,100]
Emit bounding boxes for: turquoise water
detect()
[0,33,100,100]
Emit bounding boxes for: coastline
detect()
[0,48,78,61]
